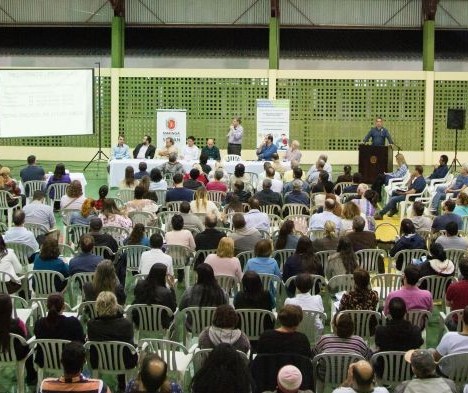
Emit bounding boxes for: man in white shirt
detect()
[257,166,282,193]
[244,198,270,232]
[139,233,173,276]
[306,159,326,184]
[180,136,200,161]
[320,154,333,182]
[3,210,39,255]
[309,199,342,232]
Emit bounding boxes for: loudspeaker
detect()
[447,109,466,130]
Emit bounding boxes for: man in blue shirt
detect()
[431,163,468,213]
[256,134,278,160]
[68,234,103,275]
[20,155,45,183]
[427,154,449,182]
[165,173,195,203]
[362,117,394,146]
[110,135,131,160]
[375,165,426,219]
[432,199,463,232]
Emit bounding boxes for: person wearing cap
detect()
[263,365,313,393]
[332,360,389,393]
[395,349,457,393]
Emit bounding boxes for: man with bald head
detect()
[332,360,389,393]
[131,353,182,392]
[201,138,221,161]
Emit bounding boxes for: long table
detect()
[108,159,290,188]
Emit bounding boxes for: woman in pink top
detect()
[165,214,196,251]
[205,237,242,282]
[98,199,132,229]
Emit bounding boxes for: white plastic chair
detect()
[215,274,239,297]
[356,249,385,274]
[24,222,49,238]
[178,306,217,348]
[391,249,429,273]
[439,309,463,340]
[370,351,412,388]
[0,333,31,393]
[417,275,457,310]
[236,308,276,341]
[165,245,194,288]
[438,352,468,389]
[28,270,67,298]
[153,190,167,207]
[224,154,241,162]
[101,225,130,246]
[128,211,156,226]
[116,189,134,204]
[0,190,21,227]
[126,304,174,340]
[68,272,94,307]
[370,274,402,307]
[337,310,381,344]
[66,224,89,248]
[297,310,327,345]
[45,183,69,208]
[23,180,46,203]
[271,249,295,271]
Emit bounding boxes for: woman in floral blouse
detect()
[339,268,378,312]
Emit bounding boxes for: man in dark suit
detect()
[133,135,156,159]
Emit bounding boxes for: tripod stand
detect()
[84,62,108,171]
[448,128,462,173]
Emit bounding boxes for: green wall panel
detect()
[276,78,425,151]
[433,80,468,151]
[0,76,111,148]
[118,77,268,149]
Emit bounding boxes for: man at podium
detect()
[362,117,394,146]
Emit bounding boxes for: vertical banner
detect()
[256,99,290,150]
[156,109,187,152]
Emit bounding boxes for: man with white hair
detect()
[306,159,325,184]
[319,154,333,181]
[258,166,283,194]
[285,140,302,163]
[285,180,310,206]
[309,199,342,232]
[254,178,283,207]
[283,160,302,183]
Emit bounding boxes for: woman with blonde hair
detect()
[98,198,132,229]
[340,201,368,234]
[119,165,138,189]
[0,167,24,206]
[372,153,408,200]
[60,180,85,210]
[190,187,221,219]
[311,220,339,252]
[70,197,98,225]
[87,291,137,392]
[82,259,126,305]
[205,237,242,282]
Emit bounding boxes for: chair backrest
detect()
[284,274,326,295]
[312,352,365,392]
[404,309,432,331]
[315,249,335,273]
[356,249,384,273]
[370,274,402,303]
[281,203,310,217]
[236,250,256,269]
[370,351,412,387]
[157,211,175,231]
[271,249,295,271]
[145,226,165,238]
[28,270,66,298]
[23,180,46,199]
[225,154,241,162]
[337,310,381,343]
[5,242,35,273]
[31,339,71,376]
[258,204,281,215]
[333,182,354,194]
[139,338,188,374]
[327,274,354,294]
[284,214,310,235]
[46,183,69,205]
[236,309,276,341]
[128,211,155,226]
[392,249,429,272]
[297,310,327,345]
[0,222,7,234]
[215,275,239,296]
[61,208,81,227]
[84,340,138,376]
[444,248,466,272]
[31,297,72,318]
[267,214,283,234]
[258,273,283,292]
[438,352,468,386]
[93,245,114,259]
[181,306,217,337]
[126,304,174,338]
[442,309,464,332]
[101,226,130,246]
[307,229,325,240]
[258,229,271,240]
[67,224,89,246]
[417,275,456,304]
[165,245,193,271]
[69,272,94,306]
[462,216,468,235]
[153,190,167,207]
[193,249,216,267]
[116,245,151,273]
[24,222,49,238]
[77,301,98,326]
[207,191,226,204]
[0,333,28,363]
[166,201,181,212]
[0,271,20,295]
[116,189,134,203]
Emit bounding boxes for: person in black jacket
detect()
[234,271,273,311]
[194,215,226,262]
[389,219,427,271]
[87,291,137,391]
[133,263,176,328]
[133,135,156,159]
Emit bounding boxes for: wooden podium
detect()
[358,145,393,184]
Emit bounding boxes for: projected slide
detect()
[0,69,94,137]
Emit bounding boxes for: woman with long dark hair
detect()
[133,263,176,328]
[325,237,358,280]
[234,270,273,311]
[149,168,168,191]
[125,223,150,246]
[98,198,132,231]
[119,166,137,189]
[94,184,108,211]
[275,219,299,250]
[83,259,126,305]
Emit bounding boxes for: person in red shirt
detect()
[206,170,228,192]
[445,256,468,330]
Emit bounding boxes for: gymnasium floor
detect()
[0,160,443,393]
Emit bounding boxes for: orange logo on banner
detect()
[370,155,377,164]
[167,118,176,130]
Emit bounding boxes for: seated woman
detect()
[125,185,159,215]
[274,219,300,251]
[0,293,36,384]
[70,197,98,225]
[83,260,126,305]
[0,167,25,206]
[454,192,468,216]
[338,268,379,332]
[205,237,242,282]
[335,164,353,185]
[198,304,250,354]
[125,223,150,247]
[33,237,69,292]
[33,293,85,366]
[133,263,176,328]
[190,187,221,219]
[389,219,426,271]
[165,214,196,251]
[0,235,24,294]
[206,170,228,192]
[94,185,108,211]
[311,220,339,252]
[138,175,158,202]
[119,166,138,190]
[148,168,168,191]
[325,237,358,281]
[418,242,455,287]
[60,180,86,210]
[98,198,133,229]
[87,291,137,392]
[340,201,368,235]
[234,271,274,311]
[244,239,281,278]
[257,304,311,358]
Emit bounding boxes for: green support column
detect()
[111,16,125,68]
[269,16,279,69]
[423,20,435,71]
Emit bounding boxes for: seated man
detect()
[426,154,449,183]
[309,199,342,233]
[283,159,301,183]
[20,154,45,184]
[283,167,309,194]
[244,197,270,232]
[160,153,185,177]
[311,170,334,193]
[180,135,200,161]
[3,210,39,255]
[256,134,278,161]
[69,234,103,275]
[258,167,282,194]
[284,179,310,206]
[133,134,156,159]
[110,135,131,160]
[319,154,333,181]
[345,216,376,252]
[140,233,173,275]
[371,153,408,200]
[410,201,433,232]
[195,215,226,251]
[432,199,463,233]
[39,342,110,393]
[134,161,149,180]
[165,173,194,203]
[200,138,221,161]
[254,179,283,207]
[374,165,426,219]
[157,137,178,158]
[435,221,468,249]
[342,172,363,195]
[333,360,389,393]
[179,201,204,232]
[183,168,204,191]
[306,159,325,185]
[431,163,468,213]
[23,190,56,231]
[228,213,262,254]
[206,170,228,192]
[88,218,118,261]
